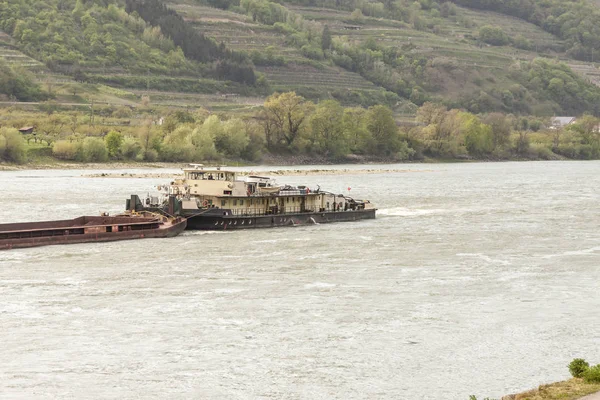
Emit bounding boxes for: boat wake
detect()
[377,207,451,217]
[182,231,225,236]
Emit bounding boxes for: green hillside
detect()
[1,0,600,117]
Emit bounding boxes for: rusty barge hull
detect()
[0,215,187,250]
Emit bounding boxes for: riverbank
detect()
[501,379,600,400]
[81,167,429,179]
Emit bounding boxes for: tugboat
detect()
[128,165,376,230]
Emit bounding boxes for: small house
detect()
[550,117,576,130]
[18,126,35,135]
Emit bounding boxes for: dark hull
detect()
[0,218,187,250]
[184,209,376,230]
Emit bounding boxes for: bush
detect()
[569,358,590,378]
[583,364,600,383]
[140,148,158,162]
[121,137,142,160]
[530,143,558,160]
[52,140,81,160]
[301,45,324,60]
[112,106,132,118]
[104,131,124,159]
[0,127,26,163]
[81,137,108,162]
[479,25,510,46]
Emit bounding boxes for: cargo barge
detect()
[129,165,376,230]
[0,214,186,250]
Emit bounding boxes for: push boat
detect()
[128,165,376,230]
[0,214,187,250]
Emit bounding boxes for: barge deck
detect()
[0,215,187,250]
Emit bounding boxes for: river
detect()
[0,161,599,399]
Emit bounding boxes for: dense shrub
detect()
[81,137,108,162]
[569,358,590,378]
[52,140,81,160]
[121,137,142,160]
[0,127,26,163]
[479,25,510,46]
[583,364,600,383]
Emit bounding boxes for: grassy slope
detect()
[2,0,600,117]
[292,3,600,98]
[167,0,600,115]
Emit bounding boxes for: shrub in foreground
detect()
[583,364,600,383]
[569,358,590,378]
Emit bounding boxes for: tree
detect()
[38,115,68,146]
[138,119,161,161]
[215,118,250,157]
[366,105,399,155]
[321,25,332,51]
[105,130,124,159]
[483,113,511,151]
[464,115,493,157]
[569,115,600,146]
[261,92,314,151]
[342,107,373,154]
[309,100,347,157]
[161,125,194,161]
[190,124,219,160]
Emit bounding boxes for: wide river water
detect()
[0,161,599,399]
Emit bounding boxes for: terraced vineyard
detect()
[259,64,376,90]
[287,2,600,99]
[166,1,382,98]
[2,0,600,117]
[0,31,44,71]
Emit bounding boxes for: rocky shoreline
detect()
[82,168,426,179]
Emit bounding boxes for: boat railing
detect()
[227,206,315,216]
[224,205,361,216]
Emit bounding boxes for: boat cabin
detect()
[166,165,366,216]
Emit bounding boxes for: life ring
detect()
[203,200,208,207]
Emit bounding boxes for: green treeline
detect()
[3,91,600,165]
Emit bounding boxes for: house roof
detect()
[551,117,576,126]
[18,126,34,131]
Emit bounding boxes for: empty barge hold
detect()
[0,214,187,250]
